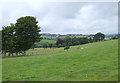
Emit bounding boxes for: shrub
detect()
[48,43,53,48]
[68,42,72,46]
[112,37,118,40]
[64,46,70,50]
[43,43,48,48]
[57,44,62,48]
[62,43,67,47]
[73,41,80,45]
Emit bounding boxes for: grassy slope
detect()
[34,39,56,47]
[2,40,118,81]
[35,39,56,46]
[40,39,56,43]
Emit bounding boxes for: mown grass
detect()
[2,40,118,81]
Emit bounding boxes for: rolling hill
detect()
[2,40,118,81]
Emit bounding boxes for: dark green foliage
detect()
[64,36,71,44]
[52,44,57,48]
[68,42,72,46]
[2,24,16,56]
[93,32,105,42]
[71,37,77,43]
[57,44,62,48]
[43,43,48,48]
[62,43,67,47]
[15,16,41,53]
[0,31,2,51]
[79,38,89,44]
[89,37,93,43]
[73,41,80,45]
[48,43,53,48]
[64,45,70,50]
[55,36,90,48]
[111,36,118,40]
[2,16,41,56]
[56,38,64,45]
[31,44,36,49]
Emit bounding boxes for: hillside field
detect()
[40,39,56,44]
[2,40,118,81]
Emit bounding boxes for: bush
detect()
[52,44,57,48]
[112,37,118,40]
[64,46,70,50]
[43,43,48,48]
[48,43,53,48]
[62,43,67,47]
[68,42,72,46]
[73,41,80,45]
[89,37,93,43]
[80,38,89,44]
[57,44,62,48]
[56,38,64,45]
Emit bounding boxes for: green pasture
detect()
[34,39,56,47]
[2,40,118,81]
[40,39,56,44]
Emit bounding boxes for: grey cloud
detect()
[1,1,118,34]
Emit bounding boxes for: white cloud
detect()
[1,1,118,34]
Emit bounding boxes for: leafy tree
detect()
[31,44,36,50]
[48,43,53,48]
[68,42,72,46]
[15,16,41,55]
[64,45,70,50]
[79,37,89,44]
[62,43,67,47]
[73,41,80,45]
[93,32,105,42]
[71,37,77,43]
[64,36,71,44]
[0,31,2,51]
[43,43,48,48]
[56,38,64,45]
[57,44,62,48]
[2,27,8,56]
[2,25,15,56]
[111,36,118,40]
[89,37,93,43]
[52,44,57,48]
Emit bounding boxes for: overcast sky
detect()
[1,1,118,34]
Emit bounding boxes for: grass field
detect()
[40,39,56,44]
[2,40,118,81]
[34,39,56,47]
[35,39,56,45]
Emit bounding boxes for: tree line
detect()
[40,32,105,49]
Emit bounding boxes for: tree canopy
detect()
[2,24,15,56]
[93,32,105,42]
[2,16,41,56]
[15,16,41,54]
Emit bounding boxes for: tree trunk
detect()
[22,51,26,55]
[4,52,6,56]
[22,51,24,55]
[8,53,11,56]
[12,53,14,56]
[24,51,26,55]
[16,53,18,56]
